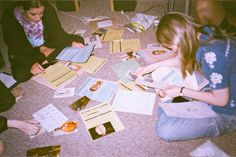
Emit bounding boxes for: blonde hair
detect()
[156,12,201,78]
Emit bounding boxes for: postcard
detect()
[80,103,124,140]
[53,87,75,98]
[75,77,118,102]
[27,145,60,157]
[119,51,141,61]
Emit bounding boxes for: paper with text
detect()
[110,39,141,53]
[73,56,107,74]
[103,29,124,42]
[112,90,156,115]
[38,62,76,88]
[80,103,124,140]
[32,104,68,132]
[56,44,95,63]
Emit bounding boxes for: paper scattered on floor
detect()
[190,140,230,157]
[32,104,68,132]
[0,73,17,88]
[27,145,60,157]
[112,89,156,115]
[75,77,118,102]
[80,103,124,140]
[53,87,75,98]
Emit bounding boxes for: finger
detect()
[78,43,84,48]
[158,89,166,98]
[27,119,40,124]
[37,64,45,72]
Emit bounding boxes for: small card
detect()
[69,96,91,111]
[27,145,60,157]
[119,52,141,61]
[53,88,75,98]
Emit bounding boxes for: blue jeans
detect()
[156,106,236,141]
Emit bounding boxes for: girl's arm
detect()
[134,53,180,77]
[164,86,229,107]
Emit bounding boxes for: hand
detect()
[133,65,152,77]
[72,41,84,48]
[40,46,55,57]
[7,119,41,136]
[30,63,44,75]
[164,85,182,98]
[17,120,41,136]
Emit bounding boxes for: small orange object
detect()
[55,121,78,132]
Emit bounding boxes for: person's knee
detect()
[156,123,176,142]
[12,69,32,83]
[0,141,4,156]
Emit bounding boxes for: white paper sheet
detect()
[190,140,230,157]
[32,104,68,132]
[159,101,218,119]
[112,90,156,115]
[0,73,17,88]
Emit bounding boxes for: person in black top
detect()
[0,52,40,156]
[2,0,84,82]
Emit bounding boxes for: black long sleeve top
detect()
[0,81,15,133]
[1,2,84,70]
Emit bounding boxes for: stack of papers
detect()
[56,44,95,63]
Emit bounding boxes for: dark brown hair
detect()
[19,0,46,11]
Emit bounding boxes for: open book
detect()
[56,44,95,63]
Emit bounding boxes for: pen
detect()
[120,83,132,91]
